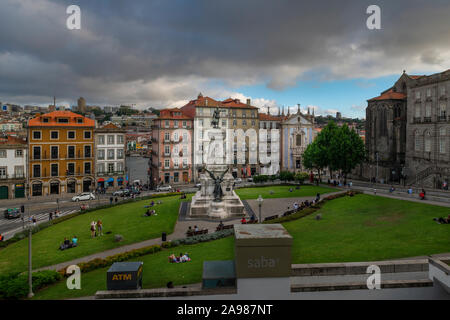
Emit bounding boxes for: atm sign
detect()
[112,273,132,281]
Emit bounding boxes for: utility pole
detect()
[376,152,379,183]
[27,204,33,298]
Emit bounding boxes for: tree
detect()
[328,124,365,182]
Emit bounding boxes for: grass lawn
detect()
[235,185,337,200]
[33,237,234,300]
[285,194,450,264]
[0,195,190,274]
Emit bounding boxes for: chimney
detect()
[246,98,251,106]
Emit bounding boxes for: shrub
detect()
[0,270,61,300]
[294,172,309,184]
[253,175,269,183]
[279,171,295,181]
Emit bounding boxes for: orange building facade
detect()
[28,111,96,197]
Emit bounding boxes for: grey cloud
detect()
[0,0,450,107]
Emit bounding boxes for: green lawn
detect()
[286,194,450,264]
[0,195,189,274]
[31,193,450,300]
[33,237,234,300]
[235,185,337,200]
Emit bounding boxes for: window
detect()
[174,172,179,183]
[183,146,188,155]
[98,149,105,160]
[441,86,446,96]
[164,159,170,168]
[440,128,446,154]
[415,91,421,99]
[222,120,227,127]
[164,132,170,142]
[84,145,91,158]
[50,131,59,140]
[84,162,91,174]
[33,131,41,140]
[174,146,179,154]
[43,118,49,123]
[67,163,75,175]
[242,111,247,118]
[242,120,247,126]
[117,149,124,159]
[0,167,6,178]
[165,120,170,128]
[14,166,24,178]
[77,118,83,124]
[182,121,187,128]
[415,105,421,118]
[427,88,432,97]
[415,132,421,151]
[424,131,431,152]
[51,146,58,159]
[164,145,170,155]
[15,149,23,157]
[174,132,179,141]
[68,131,76,139]
[251,120,256,126]
[68,146,75,159]
[425,103,432,117]
[233,120,237,126]
[108,163,114,173]
[296,134,302,146]
[98,135,105,145]
[183,132,188,143]
[199,119,203,127]
[51,164,58,177]
[174,158,179,168]
[97,163,105,173]
[440,102,447,117]
[0,150,6,158]
[116,162,124,172]
[183,158,188,167]
[197,108,203,116]
[117,135,124,144]
[33,146,41,160]
[33,165,41,178]
[174,120,178,128]
[57,118,69,123]
[107,135,115,144]
[107,149,115,160]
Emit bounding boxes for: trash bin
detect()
[162,232,167,242]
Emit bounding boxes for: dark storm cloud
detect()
[0,0,450,107]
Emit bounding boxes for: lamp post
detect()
[27,204,33,298]
[256,195,263,223]
[375,152,379,183]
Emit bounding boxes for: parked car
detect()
[113,189,131,197]
[156,185,173,192]
[71,192,95,202]
[4,208,21,219]
[195,183,202,188]
[234,178,243,184]
[247,177,253,182]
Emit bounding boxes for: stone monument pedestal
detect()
[189,164,245,220]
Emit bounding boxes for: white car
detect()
[156,185,172,192]
[234,178,242,184]
[72,192,95,202]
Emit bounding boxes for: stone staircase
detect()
[406,165,450,187]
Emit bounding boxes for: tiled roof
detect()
[0,135,27,145]
[158,108,193,120]
[221,98,258,109]
[368,89,406,102]
[28,111,95,127]
[258,113,286,121]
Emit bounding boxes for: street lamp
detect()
[256,195,263,223]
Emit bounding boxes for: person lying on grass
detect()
[144,209,156,217]
[168,253,191,263]
[433,215,450,224]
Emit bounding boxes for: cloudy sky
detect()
[1,0,450,118]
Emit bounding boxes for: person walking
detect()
[90,221,96,238]
[49,211,53,221]
[97,219,103,236]
[110,196,113,205]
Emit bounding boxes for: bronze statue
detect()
[204,166,229,202]
[211,108,220,128]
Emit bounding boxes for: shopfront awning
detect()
[107,178,114,183]
[98,178,105,182]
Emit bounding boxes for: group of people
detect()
[433,215,450,224]
[187,225,200,233]
[144,209,156,217]
[240,215,256,224]
[48,210,61,221]
[168,252,191,263]
[90,220,103,238]
[59,235,78,250]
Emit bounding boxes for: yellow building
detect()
[28,111,96,196]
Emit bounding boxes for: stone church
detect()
[361,69,450,188]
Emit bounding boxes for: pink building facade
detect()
[151,108,193,187]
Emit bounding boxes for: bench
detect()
[216,225,234,232]
[264,215,279,222]
[246,219,258,224]
[186,229,208,237]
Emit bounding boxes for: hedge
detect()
[0,270,61,300]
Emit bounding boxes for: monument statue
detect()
[204,166,229,202]
[211,108,220,128]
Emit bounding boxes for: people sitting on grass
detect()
[168,253,191,263]
[407,187,413,194]
[241,217,247,224]
[144,209,156,217]
[150,200,155,207]
[389,186,395,193]
[180,193,187,199]
[59,236,78,250]
[433,215,450,224]
[293,202,299,211]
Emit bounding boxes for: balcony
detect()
[413,117,421,123]
[0,174,26,180]
[423,117,432,123]
[438,115,447,122]
[97,171,125,177]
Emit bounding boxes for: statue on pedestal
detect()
[211,108,220,129]
[204,166,229,202]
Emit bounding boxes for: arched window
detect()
[424,131,432,152]
[296,134,302,146]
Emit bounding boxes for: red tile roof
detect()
[368,89,406,102]
[28,111,95,127]
[0,135,27,145]
[258,113,286,121]
[158,108,192,120]
[221,98,258,109]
